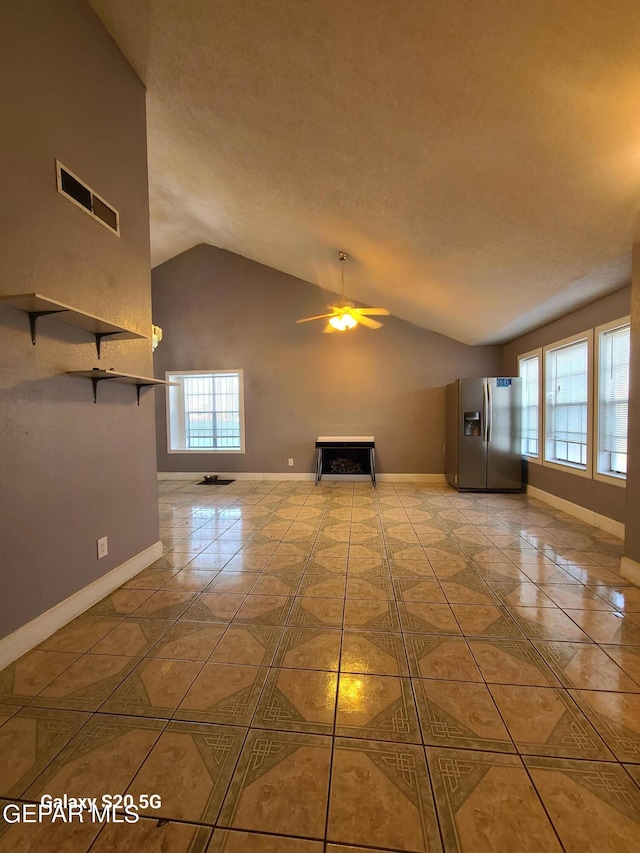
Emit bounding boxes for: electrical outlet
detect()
[97,536,108,559]
[288,458,294,467]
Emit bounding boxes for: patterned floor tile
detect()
[536,584,614,611]
[467,638,561,686]
[486,581,556,608]
[393,577,447,604]
[414,678,514,753]
[37,616,123,653]
[297,574,347,598]
[26,713,165,800]
[233,595,295,626]
[325,846,395,853]
[272,627,341,671]
[223,554,271,572]
[328,738,441,852]
[346,557,389,576]
[439,570,498,606]
[343,599,400,631]
[90,818,212,853]
[591,584,640,612]
[132,591,199,620]
[569,689,640,763]
[565,610,640,645]
[174,663,268,725]
[145,621,225,660]
[601,644,640,685]
[398,601,460,634]
[345,576,395,600]
[89,617,174,656]
[405,634,483,682]
[161,570,219,592]
[488,684,612,759]
[182,592,247,623]
[128,721,245,824]
[288,596,344,627]
[533,640,640,691]
[253,667,337,735]
[0,706,89,797]
[451,604,524,639]
[100,658,202,718]
[336,673,421,743]
[0,804,100,853]
[205,573,259,594]
[124,568,183,589]
[30,653,138,711]
[305,556,347,574]
[428,747,561,851]
[525,755,640,851]
[509,606,592,642]
[84,588,154,617]
[209,626,283,666]
[0,649,79,705]
[340,631,409,676]
[218,729,331,839]
[209,830,322,852]
[249,573,302,596]
[0,704,17,727]
[388,557,435,577]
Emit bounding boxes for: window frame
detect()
[165,369,246,454]
[542,329,593,479]
[594,316,630,487]
[517,347,542,464]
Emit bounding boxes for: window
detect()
[596,318,630,483]
[544,331,592,476]
[518,349,541,461]
[166,370,245,453]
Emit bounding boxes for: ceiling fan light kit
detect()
[297,251,389,332]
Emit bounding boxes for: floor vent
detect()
[55,161,120,236]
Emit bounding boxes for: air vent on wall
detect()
[55,160,120,236]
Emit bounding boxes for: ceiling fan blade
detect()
[355,314,383,330]
[296,312,337,323]
[353,308,390,316]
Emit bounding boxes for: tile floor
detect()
[1,479,640,852]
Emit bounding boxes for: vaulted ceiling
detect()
[90,0,640,344]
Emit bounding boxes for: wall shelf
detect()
[0,292,147,358]
[67,368,178,404]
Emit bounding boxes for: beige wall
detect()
[152,245,503,475]
[503,286,631,523]
[0,0,158,638]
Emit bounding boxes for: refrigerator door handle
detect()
[487,382,493,443]
[482,382,489,443]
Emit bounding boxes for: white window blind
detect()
[519,354,540,458]
[166,370,244,453]
[597,324,630,477]
[545,338,589,469]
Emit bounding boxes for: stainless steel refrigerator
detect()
[445,377,522,491]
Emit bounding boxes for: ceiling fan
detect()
[296,251,390,332]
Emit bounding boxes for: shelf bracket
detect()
[28,310,68,345]
[90,375,119,403]
[135,383,154,405]
[94,332,122,359]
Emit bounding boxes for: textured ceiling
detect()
[90,0,640,344]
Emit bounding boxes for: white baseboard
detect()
[0,540,163,670]
[526,485,625,539]
[158,472,447,484]
[621,556,640,588]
